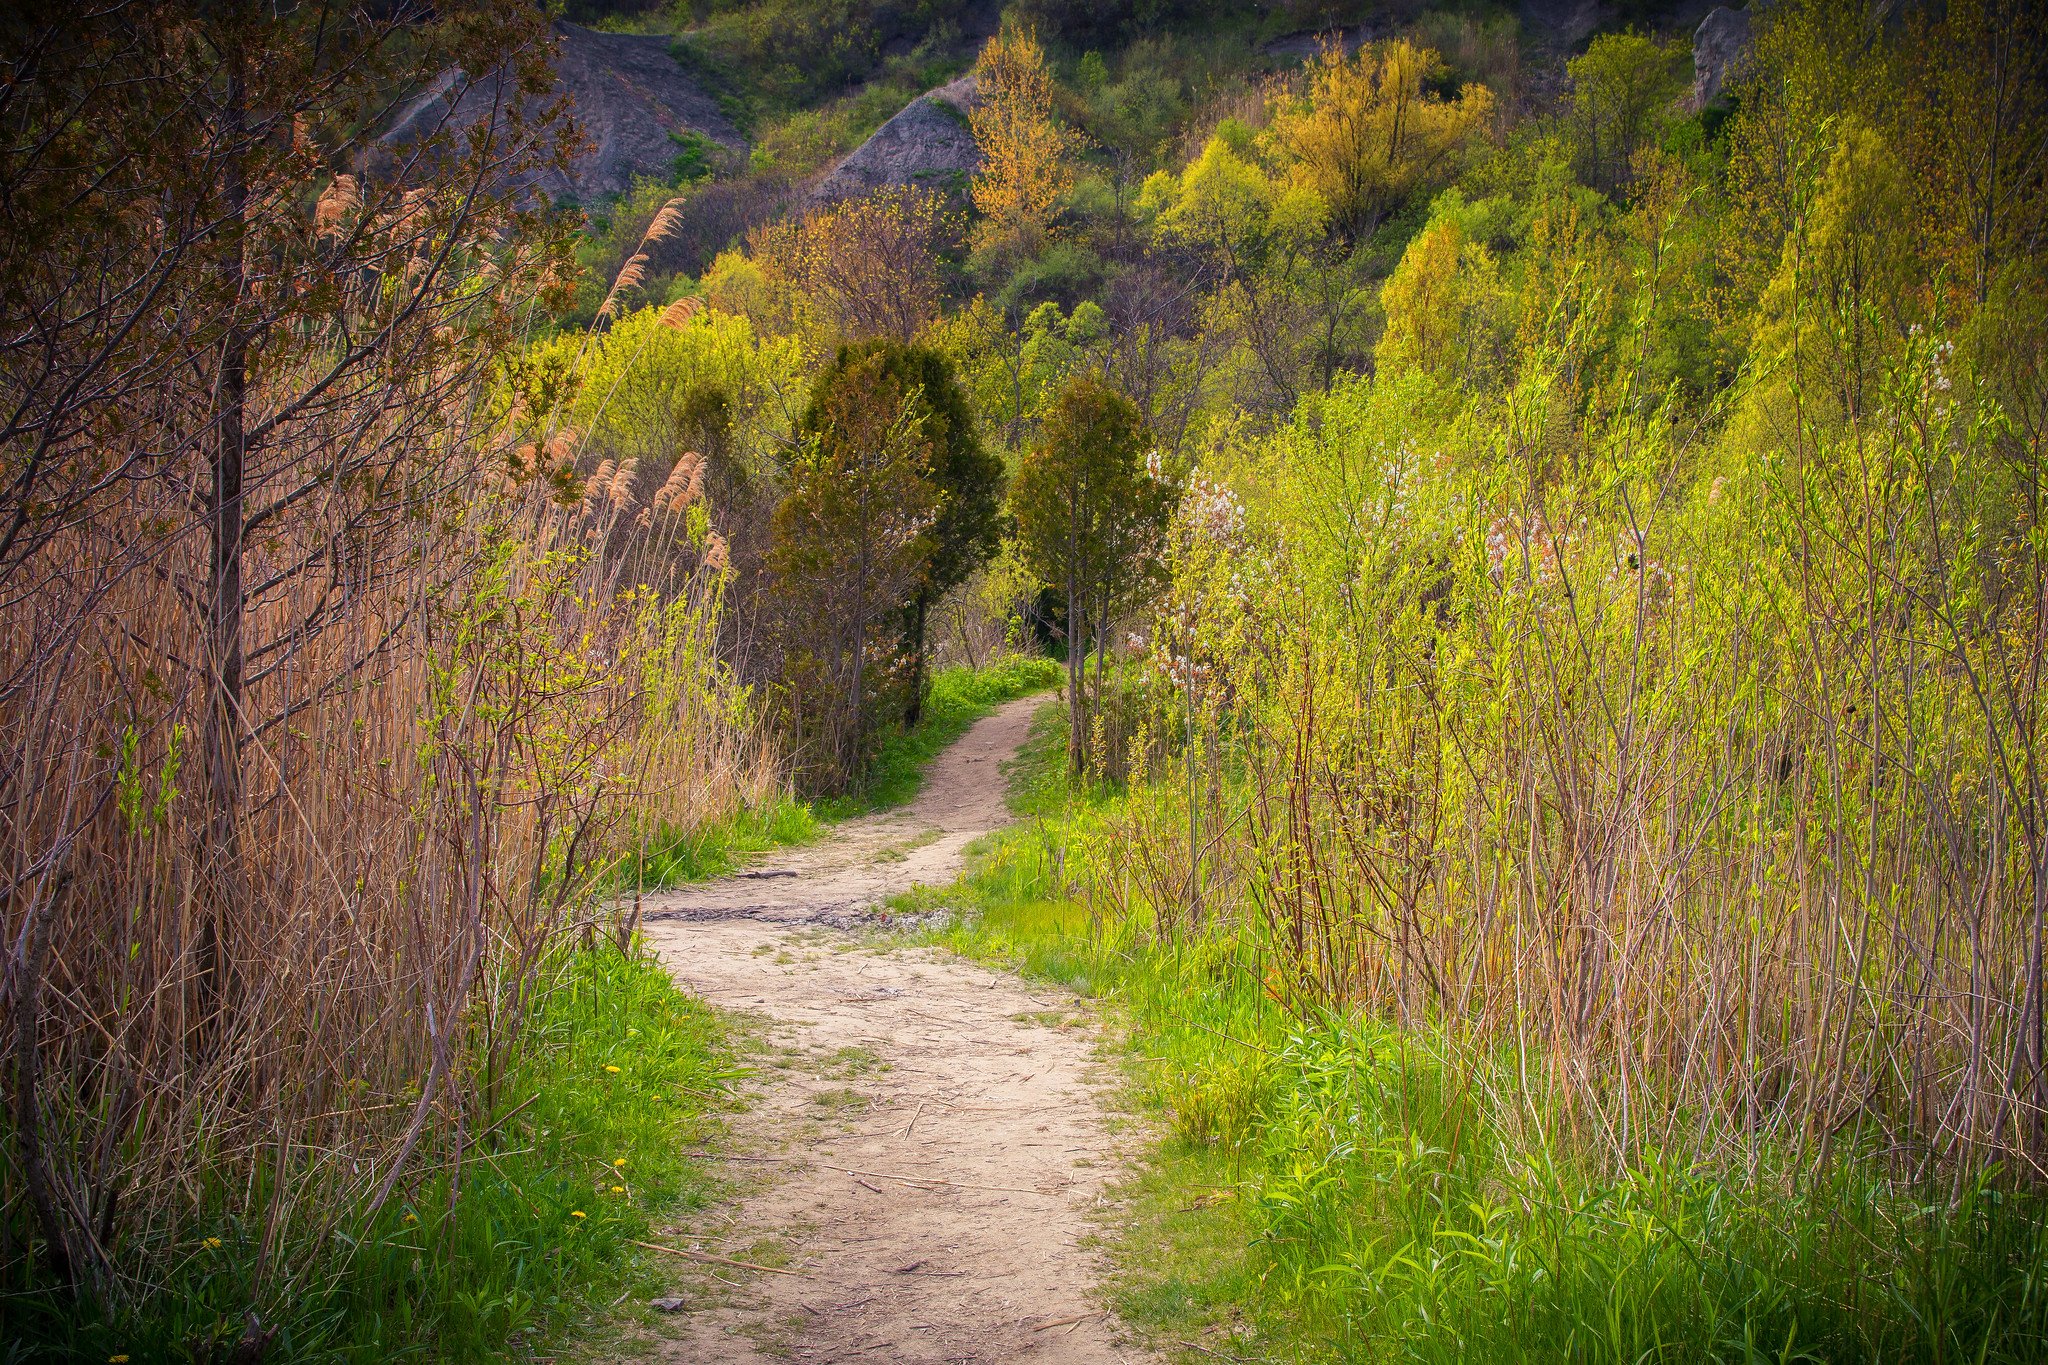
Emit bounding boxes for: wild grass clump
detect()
[20,946,737,1363]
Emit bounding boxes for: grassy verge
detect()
[320,950,739,1362]
[934,703,2048,1365]
[626,795,822,888]
[817,654,1062,819]
[41,949,736,1365]
[613,656,1059,894]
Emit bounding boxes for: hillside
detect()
[382,21,746,202]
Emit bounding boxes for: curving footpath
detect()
[633,697,1154,1364]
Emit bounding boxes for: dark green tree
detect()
[771,351,938,789]
[1011,372,1174,774]
[800,341,1003,724]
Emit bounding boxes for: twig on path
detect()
[890,1260,966,1276]
[631,1239,803,1276]
[843,1166,1059,1197]
[1030,1311,1102,1332]
[900,1099,926,1137]
[1175,1339,1263,1362]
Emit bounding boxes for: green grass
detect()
[933,702,2048,1365]
[626,795,821,888]
[22,950,739,1365]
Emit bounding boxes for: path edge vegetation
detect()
[2,658,1054,1363]
[932,696,2048,1365]
[11,0,2048,1359]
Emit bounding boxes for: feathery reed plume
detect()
[595,196,688,326]
[608,457,639,507]
[597,252,649,323]
[653,451,705,513]
[313,173,360,241]
[586,458,618,510]
[659,295,704,329]
[643,196,686,245]
[546,427,579,470]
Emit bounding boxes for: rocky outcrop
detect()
[1258,24,1376,61]
[381,22,744,205]
[1693,4,1759,110]
[812,75,981,205]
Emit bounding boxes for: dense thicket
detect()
[570,0,2048,1180]
[0,1,776,1346]
[1053,0,2048,1180]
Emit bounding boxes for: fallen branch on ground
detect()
[631,1240,804,1276]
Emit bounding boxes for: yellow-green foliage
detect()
[520,306,806,478]
[1150,136,1326,260]
[1265,38,1494,242]
[1375,199,1504,384]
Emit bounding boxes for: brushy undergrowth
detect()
[19,660,1054,1361]
[938,703,2048,1365]
[12,949,736,1365]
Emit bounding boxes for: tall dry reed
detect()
[0,1,779,1315]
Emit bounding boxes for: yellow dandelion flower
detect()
[403,1212,417,1223]
[614,1157,627,1167]
[204,1237,222,1249]
[110,1355,130,1362]
[611,1185,625,1194]
[605,1065,621,1074]
[570,1210,587,1219]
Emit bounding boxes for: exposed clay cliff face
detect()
[1692,4,1759,110]
[382,22,744,204]
[811,74,981,205]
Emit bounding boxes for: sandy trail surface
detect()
[634,698,1152,1364]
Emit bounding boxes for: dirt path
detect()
[634,697,1152,1364]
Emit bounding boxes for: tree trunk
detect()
[11,855,81,1291]
[1065,496,1084,775]
[904,591,928,727]
[849,539,869,788]
[1092,585,1108,732]
[2026,828,2046,1155]
[198,51,249,1036]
